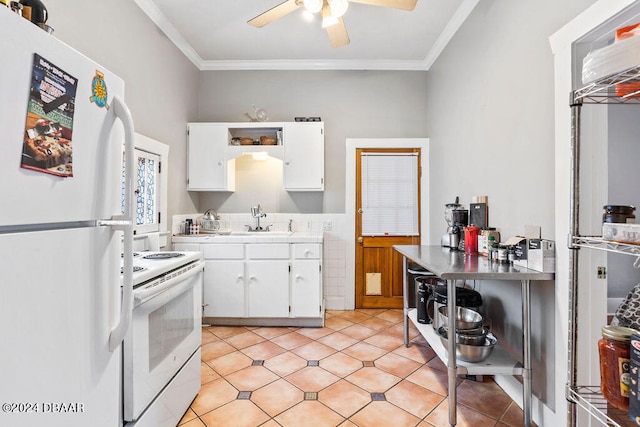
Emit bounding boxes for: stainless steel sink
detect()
[229,231,293,236]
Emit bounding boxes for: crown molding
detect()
[135,0,479,72]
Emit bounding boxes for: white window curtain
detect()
[361,152,419,236]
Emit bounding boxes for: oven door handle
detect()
[134,261,204,306]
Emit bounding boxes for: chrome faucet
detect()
[248,204,268,231]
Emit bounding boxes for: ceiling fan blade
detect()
[325,19,350,47]
[248,0,301,28]
[349,0,418,11]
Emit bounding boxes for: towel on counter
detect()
[615,283,640,330]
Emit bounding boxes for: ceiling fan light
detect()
[329,0,348,18]
[303,0,323,14]
[321,14,339,28]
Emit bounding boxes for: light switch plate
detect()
[322,221,332,231]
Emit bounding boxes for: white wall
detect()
[196,70,429,214]
[428,0,598,424]
[45,0,201,227]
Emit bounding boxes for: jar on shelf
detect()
[598,325,638,412]
[602,205,635,224]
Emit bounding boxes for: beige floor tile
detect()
[285,366,340,391]
[364,331,405,351]
[341,342,388,361]
[358,317,395,331]
[318,379,371,418]
[334,310,372,323]
[225,330,266,349]
[290,341,337,360]
[391,341,436,364]
[251,378,304,417]
[201,362,221,385]
[456,378,513,420]
[201,340,236,362]
[405,365,451,396]
[190,378,238,415]
[340,324,378,340]
[263,351,308,377]
[425,399,498,427]
[498,401,537,427]
[180,417,206,427]
[274,401,345,427]
[240,341,287,360]
[295,326,335,339]
[270,331,313,350]
[224,365,280,391]
[317,331,360,351]
[206,350,253,376]
[375,309,404,324]
[207,325,249,339]
[345,367,401,393]
[252,327,296,340]
[178,407,197,425]
[385,379,444,419]
[320,352,363,378]
[374,352,422,378]
[349,401,421,427]
[201,329,219,345]
[199,400,270,427]
[355,308,387,316]
[325,316,355,331]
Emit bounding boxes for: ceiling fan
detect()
[248,0,418,48]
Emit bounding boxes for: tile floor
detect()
[178,309,532,427]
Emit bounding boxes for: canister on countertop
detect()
[598,325,637,412]
[478,228,500,256]
[464,225,480,254]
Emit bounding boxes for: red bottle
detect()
[464,225,480,254]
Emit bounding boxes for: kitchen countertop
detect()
[393,245,554,280]
[172,231,324,244]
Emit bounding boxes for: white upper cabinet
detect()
[187,123,235,191]
[283,122,324,191]
[187,122,324,192]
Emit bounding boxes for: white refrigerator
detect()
[0,8,135,427]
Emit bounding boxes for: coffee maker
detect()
[441,197,468,250]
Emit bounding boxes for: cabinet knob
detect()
[217,161,223,166]
[285,161,291,165]
[296,275,303,280]
[237,274,244,281]
[249,275,256,282]
[304,250,311,257]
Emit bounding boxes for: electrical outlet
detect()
[322,220,332,231]
[307,221,312,231]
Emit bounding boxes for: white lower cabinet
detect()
[194,241,323,325]
[205,260,244,317]
[247,260,290,317]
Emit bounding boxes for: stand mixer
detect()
[441,197,469,250]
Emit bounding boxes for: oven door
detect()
[123,265,203,422]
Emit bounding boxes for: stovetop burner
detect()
[143,252,184,260]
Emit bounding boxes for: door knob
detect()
[357,208,363,214]
[357,236,364,244]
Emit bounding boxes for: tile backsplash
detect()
[171,213,349,310]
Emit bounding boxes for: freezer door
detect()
[0,10,125,226]
[0,227,121,427]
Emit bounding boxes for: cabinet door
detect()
[187,123,235,191]
[283,122,324,191]
[204,260,245,317]
[291,259,322,317]
[246,260,290,317]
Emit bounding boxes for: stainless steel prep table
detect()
[394,245,554,427]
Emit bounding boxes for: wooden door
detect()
[355,149,421,309]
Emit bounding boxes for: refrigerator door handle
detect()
[108,96,135,352]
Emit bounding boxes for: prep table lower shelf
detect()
[406,309,523,376]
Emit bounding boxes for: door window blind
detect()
[361,152,419,236]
